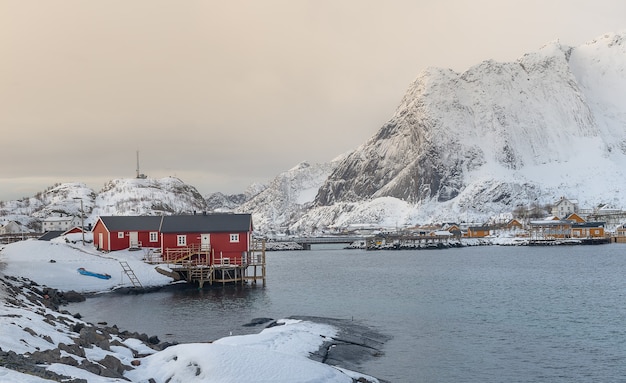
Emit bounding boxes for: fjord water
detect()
[68,244,626,382]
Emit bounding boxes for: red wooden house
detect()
[159,213,253,266]
[91,214,254,267]
[92,216,163,251]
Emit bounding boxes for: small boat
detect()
[77,268,111,280]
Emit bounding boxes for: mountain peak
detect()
[310,31,626,227]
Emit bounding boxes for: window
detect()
[177,235,187,246]
[118,232,124,239]
[149,232,158,242]
[230,233,239,243]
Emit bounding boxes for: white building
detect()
[0,221,22,235]
[551,197,578,219]
[41,215,82,232]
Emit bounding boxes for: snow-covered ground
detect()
[0,236,379,382]
[0,233,171,293]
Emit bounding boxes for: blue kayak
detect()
[77,268,111,280]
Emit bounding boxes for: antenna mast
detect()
[136,151,147,179]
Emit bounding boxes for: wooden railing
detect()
[163,244,211,264]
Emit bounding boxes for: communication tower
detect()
[136,151,147,179]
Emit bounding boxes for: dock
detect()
[366,232,457,250]
[159,240,266,288]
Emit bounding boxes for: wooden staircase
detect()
[119,261,143,288]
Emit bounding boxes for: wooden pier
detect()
[161,240,266,288]
[366,232,456,250]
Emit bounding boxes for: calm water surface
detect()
[67,244,626,382]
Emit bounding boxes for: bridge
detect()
[270,236,365,250]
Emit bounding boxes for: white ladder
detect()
[119,261,143,288]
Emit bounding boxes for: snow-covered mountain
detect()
[204,182,267,212]
[235,159,343,233]
[304,31,626,230]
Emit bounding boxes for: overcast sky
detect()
[1,1,624,201]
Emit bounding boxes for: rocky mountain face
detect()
[205,192,249,212]
[309,32,626,227]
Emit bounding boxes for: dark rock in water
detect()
[63,290,86,303]
[242,317,275,327]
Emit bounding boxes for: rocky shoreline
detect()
[1,274,176,382]
[0,274,388,382]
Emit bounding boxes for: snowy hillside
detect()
[204,182,267,212]
[0,178,209,230]
[90,177,208,222]
[0,183,96,231]
[306,31,626,230]
[236,159,343,233]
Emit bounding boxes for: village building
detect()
[0,220,22,235]
[571,222,606,239]
[614,224,626,243]
[465,225,490,238]
[92,216,163,251]
[505,219,524,230]
[38,226,85,242]
[551,197,579,219]
[529,219,572,239]
[91,213,262,287]
[564,213,586,223]
[442,223,462,238]
[41,215,82,233]
[159,213,253,266]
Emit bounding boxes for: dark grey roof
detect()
[98,216,163,232]
[38,231,64,241]
[572,221,606,228]
[160,213,252,233]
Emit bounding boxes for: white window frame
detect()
[177,235,187,246]
[230,233,239,243]
[149,232,158,242]
[118,232,124,239]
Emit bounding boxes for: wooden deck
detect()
[161,241,266,288]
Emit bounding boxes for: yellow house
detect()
[571,222,605,238]
[565,213,586,223]
[505,219,523,230]
[466,226,490,238]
